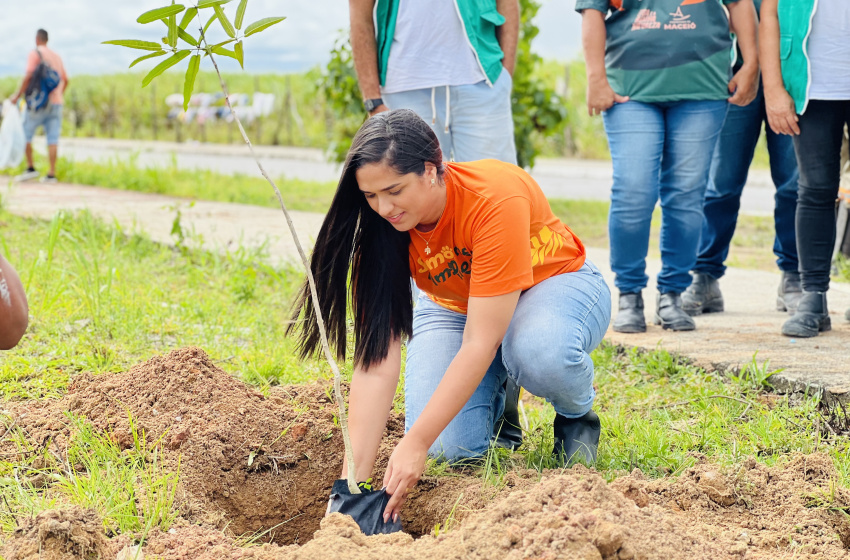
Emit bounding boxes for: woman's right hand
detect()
[586,77,629,116]
[764,86,800,136]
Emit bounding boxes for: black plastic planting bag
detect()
[326,479,403,535]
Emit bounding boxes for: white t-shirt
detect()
[808,0,850,101]
[381,0,487,94]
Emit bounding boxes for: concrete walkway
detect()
[3,179,849,403]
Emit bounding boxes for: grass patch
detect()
[2,153,338,214]
[0,210,328,401]
[465,343,849,490]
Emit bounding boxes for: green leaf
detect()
[244,16,286,37]
[234,41,244,69]
[179,6,198,29]
[167,11,178,47]
[128,50,168,68]
[102,39,164,51]
[234,0,248,29]
[197,0,232,8]
[214,5,236,38]
[210,38,236,49]
[177,27,199,46]
[142,50,191,87]
[183,54,201,111]
[137,4,185,24]
[210,45,238,62]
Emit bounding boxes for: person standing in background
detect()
[348,0,519,165]
[10,29,69,184]
[683,0,801,318]
[761,0,850,337]
[577,0,759,333]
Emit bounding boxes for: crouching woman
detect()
[290,109,611,522]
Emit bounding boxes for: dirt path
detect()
[3,178,850,403]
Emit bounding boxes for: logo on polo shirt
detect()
[665,6,697,30]
[631,9,661,30]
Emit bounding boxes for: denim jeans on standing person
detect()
[695,86,799,279]
[404,261,611,463]
[792,100,850,293]
[603,100,728,294]
[382,67,516,164]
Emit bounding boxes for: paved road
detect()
[51,137,780,215]
[4,179,849,403]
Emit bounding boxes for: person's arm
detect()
[726,0,760,106]
[10,75,31,105]
[340,337,403,482]
[759,0,799,135]
[349,0,388,116]
[581,8,628,116]
[496,0,520,76]
[0,254,28,350]
[381,290,521,522]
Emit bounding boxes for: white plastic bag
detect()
[0,100,25,169]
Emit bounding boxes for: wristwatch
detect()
[364,98,384,113]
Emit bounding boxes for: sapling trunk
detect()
[203,52,360,495]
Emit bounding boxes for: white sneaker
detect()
[14,169,39,182]
[40,175,58,184]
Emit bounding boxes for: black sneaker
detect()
[682,272,723,316]
[655,291,696,331]
[777,270,802,313]
[612,292,646,333]
[781,291,831,338]
[553,411,600,466]
[14,168,39,182]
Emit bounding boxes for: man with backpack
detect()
[9,29,68,183]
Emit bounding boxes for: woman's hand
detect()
[728,63,760,107]
[586,76,629,116]
[382,433,429,523]
[764,86,800,135]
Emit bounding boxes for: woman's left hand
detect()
[381,434,429,523]
[728,64,760,107]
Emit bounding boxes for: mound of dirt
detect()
[4,348,850,559]
[1,508,116,560]
[3,347,508,543]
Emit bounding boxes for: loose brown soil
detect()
[3,348,850,560]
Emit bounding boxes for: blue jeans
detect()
[23,104,63,145]
[603,100,728,294]
[382,68,516,164]
[695,87,799,279]
[404,261,611,463]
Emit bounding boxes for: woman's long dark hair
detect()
[288,109,444,369]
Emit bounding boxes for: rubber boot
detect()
[777,271,802,313]
[612,292,646,333]
[682,272,724,316]
[553,410,600,466]
[655,292,696,331]
[493,378,523,450]
[781,291,831,338]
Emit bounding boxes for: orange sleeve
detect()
[468,196,534,298]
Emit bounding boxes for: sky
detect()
[0,1,582,78]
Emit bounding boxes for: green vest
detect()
[374,0,506,88]
[777,0,817,114]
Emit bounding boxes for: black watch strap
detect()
[364,98,384,112]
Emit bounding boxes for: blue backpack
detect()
[25,49,61,111]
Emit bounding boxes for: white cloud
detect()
[0,0,580,78]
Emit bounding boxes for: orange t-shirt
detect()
[408,160,586,314]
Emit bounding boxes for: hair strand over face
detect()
[289,109,443,368]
